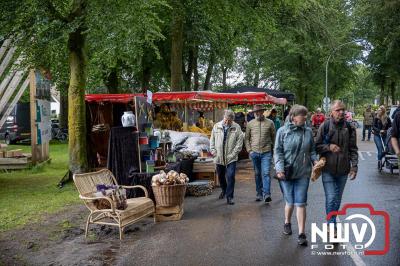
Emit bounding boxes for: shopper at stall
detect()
[210,109,244,205]
[245,104,276,202]
[373,106,391,168]
[198,112,206,129]
[274,104,317,246]
[315,100,358,233]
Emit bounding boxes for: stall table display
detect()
[192,158,218,186]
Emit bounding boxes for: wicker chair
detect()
[73,169,155,240]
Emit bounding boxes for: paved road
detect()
[118,129,399,266]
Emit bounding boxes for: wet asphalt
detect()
[119,128,400,266]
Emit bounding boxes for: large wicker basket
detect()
[152,184,187,207]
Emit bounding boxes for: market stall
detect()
[85,91,287,189]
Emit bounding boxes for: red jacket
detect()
[312,113,325,127]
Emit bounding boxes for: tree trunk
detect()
[68,23,88,174]
[222,66,228,89]
[141,65,151,94]
[296,85,305,106]
[380,79,385,105]
[391,81,396,105]
[304,86,309,107]
[183,46,195,91]
[104,67,119,94]
[253,61,260,87]
[59,87,68,129]
[296,56,305,105]
[203,51,215,91]
[386,83,389,106]
[193,45,199,91]
[170,5,184,91]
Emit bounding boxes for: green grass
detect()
[0,142,80,232]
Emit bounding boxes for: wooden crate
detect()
[192,161,216,173]
[155,205,184,222]
[194,171,215,180]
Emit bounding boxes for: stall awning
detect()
[85,93,142,103]
[85,91,287,105]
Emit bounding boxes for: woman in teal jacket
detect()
[274,105,317,246]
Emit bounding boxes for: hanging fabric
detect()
[91,103,110,132]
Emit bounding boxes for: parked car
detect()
[0,103,31,144]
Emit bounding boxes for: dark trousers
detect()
[362,125,372,140]
[216,162,237,199]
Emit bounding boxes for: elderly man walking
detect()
[315,100,358,231]
[245,104,276,202]
[210,109,244,205]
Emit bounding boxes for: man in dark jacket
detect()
[315,100,358,227]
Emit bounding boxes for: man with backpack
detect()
[315,100,358,231]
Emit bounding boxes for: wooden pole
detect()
[30,70,38,164]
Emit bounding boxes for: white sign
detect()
[323,102,330,112]
[323,97,331,105]
[36,99,51,144]
[147,90,153,104]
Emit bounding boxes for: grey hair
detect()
[223,109,235,120]
[289,104,308,120]
[330,100,345,110]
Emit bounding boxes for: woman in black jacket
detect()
[373,106,391,168]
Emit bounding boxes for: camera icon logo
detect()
[311,203,390,255]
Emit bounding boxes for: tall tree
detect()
[170,0,184,91]
[1,0,166,173]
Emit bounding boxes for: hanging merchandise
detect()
[90,103,110,132]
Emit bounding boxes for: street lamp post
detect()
[324,40,362,111]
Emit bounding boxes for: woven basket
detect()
[152,184,187,207]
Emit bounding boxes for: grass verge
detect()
[0,142,80,232]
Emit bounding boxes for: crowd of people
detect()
[210,101,360,247]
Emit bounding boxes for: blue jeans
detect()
[279,177,310,206]
[373,134,384,161]
[250,152,272,198]
[322,172,348,224]
[216,162,237,199]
